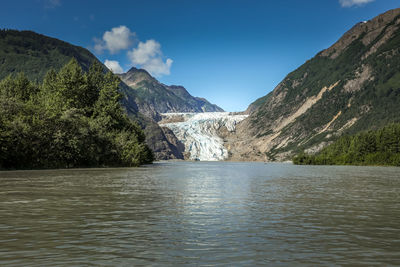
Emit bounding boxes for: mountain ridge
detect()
[118,67,224,120]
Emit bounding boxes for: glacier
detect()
[160,112,248,161]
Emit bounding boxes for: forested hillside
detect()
[0,30,96,81]
[0,60,153,169]
[293,123,400,166]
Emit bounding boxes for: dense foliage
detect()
[0,59,153,169]
[293,123,400,166]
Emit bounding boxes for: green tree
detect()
[293,123,400,167]
[0,59,153,170]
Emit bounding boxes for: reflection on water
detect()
[0,162,399,265]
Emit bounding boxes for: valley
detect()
[1,8,400,166]
[154,8,400,163]
[1,2,400,266]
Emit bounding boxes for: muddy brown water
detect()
[0,162,399,266]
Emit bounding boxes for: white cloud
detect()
[104,60,124,74]
[127,40,173,77]
[94,26,135,54]
[339,0,374,7]
[93,26,173,76]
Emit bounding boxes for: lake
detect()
[0,162,399,266]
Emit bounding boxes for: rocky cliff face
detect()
[230,8,400,161]
[118,67,224,120]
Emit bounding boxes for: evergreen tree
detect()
[0,59,153,170]
[293,123,400,166]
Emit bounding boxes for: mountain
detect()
[118,67,224,119]
[0,29,182,160]
[229,8,400,161]
[0,30,97,81]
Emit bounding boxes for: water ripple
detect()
[0,162,399,266]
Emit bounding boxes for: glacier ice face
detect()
[160,112,248,161]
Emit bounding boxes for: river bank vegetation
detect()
[0,59,153,170]
[293,123,400,166]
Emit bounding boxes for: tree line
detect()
[293,123,400,166]
[0,59,153,169]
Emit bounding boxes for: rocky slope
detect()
[118,67,224,120]
[230,8,400,161]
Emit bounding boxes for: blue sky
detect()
[1,0,399,111]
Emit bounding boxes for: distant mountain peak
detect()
[118,66,224,118]
[127,66,139,72]
[126,66,151,75]
[118,67,156,87]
